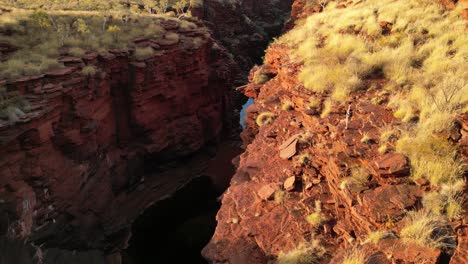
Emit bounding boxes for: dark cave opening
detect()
[122,176,221,264]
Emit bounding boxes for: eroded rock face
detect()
[194,0,294,79]
[0,19,236,252]
[203,1,468,263]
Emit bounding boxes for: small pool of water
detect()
[240,98,254,129]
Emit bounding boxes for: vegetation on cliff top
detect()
[0,1,203,80]
[279,0,466,182]
[0,0,203,12]
[0,0,207,124]
[270,0,466,260]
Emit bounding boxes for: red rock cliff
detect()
[203,0,468,263]
[0,18,236,251]
[193,0,294,79]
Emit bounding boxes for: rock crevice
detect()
[0,22,236,253]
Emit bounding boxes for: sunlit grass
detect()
[277,239,326,264]
[0,4,198,79]
[400,210,456,250]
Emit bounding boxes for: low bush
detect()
[0,89,30,123]
[81,65,97,77]
[134,47,155,60]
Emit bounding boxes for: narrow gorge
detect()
[0,1,467,264]
[0,0,293,263]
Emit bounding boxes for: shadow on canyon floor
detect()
[122,176,221,264]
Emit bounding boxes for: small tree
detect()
[73,18,90,35]
[173,0,189,17]
[142,0,156,14]
[154,0,170,14]
[318,0,329,9]
[51,17,72,46]
[107,25,122,42]
[30,10,52,30]
[101,9,113,31]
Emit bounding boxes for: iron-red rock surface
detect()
[0,23,236,251]
[203,1,468,263]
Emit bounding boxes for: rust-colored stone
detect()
[361,185,420,223]
[258,184,276,200]
[462,8,468,20]
[451,226,468,264]
[283,176,296,191]
[373,153,410,177]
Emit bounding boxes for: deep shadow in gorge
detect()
[0,2,293,263]
[121,142,242,264]
[121,2,295,263]
[122,176,220,264]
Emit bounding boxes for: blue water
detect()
[240,98,254,129]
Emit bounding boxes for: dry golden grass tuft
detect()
[400,210,456,250]
[306,200,323,226]
[342,247,366,264]
[256,112,275,127]
[423,179,465,219]
[81,65,97,77]
[363,230,395,245]
[320,100,332,118]
[282,101,295,111]
[397,134,463,186]
[134,47,155,60]
[277,239,326,264]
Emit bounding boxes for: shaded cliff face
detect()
[0,17,236,253]
[204,0,468,263]
[194,0,294,80]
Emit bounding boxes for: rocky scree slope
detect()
[204,0,468,263]
[0,14,236,254]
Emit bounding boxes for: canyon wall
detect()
[194,0,294,80]
[0,17,236,253]
[203,0,468,263]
